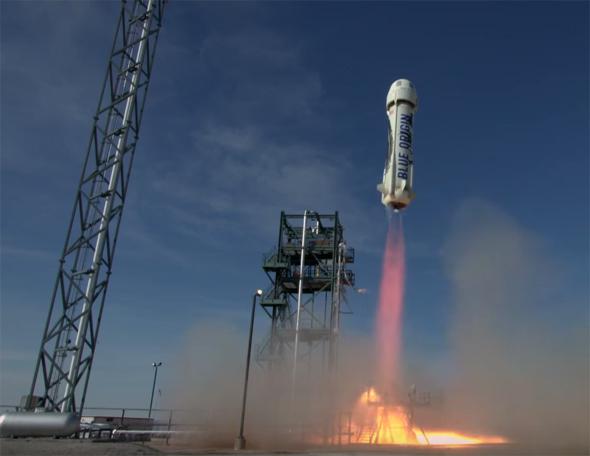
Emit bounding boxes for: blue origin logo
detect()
[397,113,413,179]
[398,113,413,149]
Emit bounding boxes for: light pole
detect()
[234,289,263,450]
[148,362,162,421]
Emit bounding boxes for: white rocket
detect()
[378,79,418,211]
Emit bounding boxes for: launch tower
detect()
[257,211,355,371]
[27,0,167,414]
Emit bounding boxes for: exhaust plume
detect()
[376,213,405,395]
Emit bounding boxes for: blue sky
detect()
[1,1,588,412]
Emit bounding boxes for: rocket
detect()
[377,79,418,211]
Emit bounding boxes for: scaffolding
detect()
[257,211,355,372]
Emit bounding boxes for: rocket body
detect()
[378,79,418,211]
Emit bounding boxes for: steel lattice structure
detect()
[28,0,167,414]
[258,211,355,370]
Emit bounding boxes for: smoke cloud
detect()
[167,200,588,451]
[167,320,243,446]
[168,319,377,449]
[167,320,328,448]
[442,200,589,448]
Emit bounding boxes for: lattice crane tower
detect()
[27,0,167,414]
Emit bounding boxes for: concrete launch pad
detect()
[0,438,159,456]
[1,439,588,456]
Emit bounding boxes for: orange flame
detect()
[415,430,507,446]
[344,388,507,446]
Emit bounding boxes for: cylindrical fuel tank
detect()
[0,412,80,437]
[379,78,418,210]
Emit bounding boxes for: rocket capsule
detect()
[377,79,418,211]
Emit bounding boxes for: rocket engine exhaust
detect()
[376,214,405,395]
[375,79,415,391]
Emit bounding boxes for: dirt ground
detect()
[0,439,587,456]
[0,438,159,456]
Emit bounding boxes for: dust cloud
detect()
[167,319,376,448]
[441,200,589,448]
